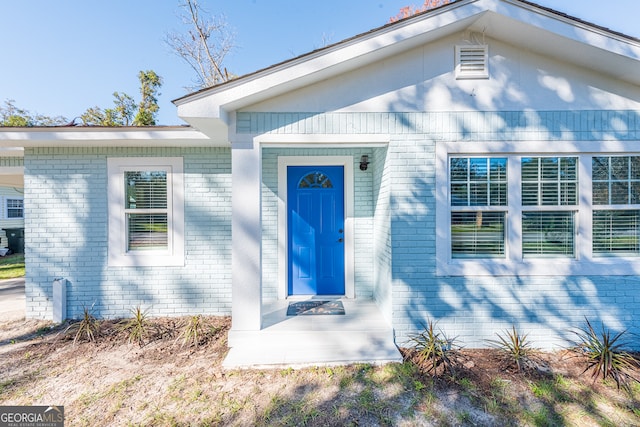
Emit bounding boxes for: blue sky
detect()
[1,0,638,125]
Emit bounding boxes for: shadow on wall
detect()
[26,148,233,321]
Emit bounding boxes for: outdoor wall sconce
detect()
[360,155,369,171]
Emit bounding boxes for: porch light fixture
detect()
[360,155,369,171]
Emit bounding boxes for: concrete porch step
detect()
[222,299,403,369]
[223,329,402,369]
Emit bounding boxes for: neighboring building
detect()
[0,151,24,254]
[1,0,640,363]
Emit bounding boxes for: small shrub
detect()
[487,325,539,373]
[406,320,461,377]
[65,305,100,344]
[178,315,205,348]
[119,305,152,346]
[568,317,639,391]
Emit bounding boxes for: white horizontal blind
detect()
[522,211,575,257]
[125,171,168,251]
[593,210,640,256]
[451,211,505,258]
[522,157,578,206]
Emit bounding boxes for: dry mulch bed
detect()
[2,317,640,426]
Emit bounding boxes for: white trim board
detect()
[277,156,355,299]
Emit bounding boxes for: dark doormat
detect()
[287,300,345,316]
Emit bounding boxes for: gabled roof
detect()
[173,0,640,141]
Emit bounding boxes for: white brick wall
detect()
[20,109,640,350]
[24,147,232,320]
[248,111,640,350]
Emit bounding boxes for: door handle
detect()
[338,238,343,243]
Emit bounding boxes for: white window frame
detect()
[436,140,640,276]
[4,197,24,219]
[107,157,184,267]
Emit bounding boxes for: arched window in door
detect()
[298,171,333,189]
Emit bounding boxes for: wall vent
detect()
[455,45,489,79]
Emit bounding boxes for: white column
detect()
[231,139,262,331]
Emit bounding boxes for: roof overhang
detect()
[174,0,640,139]
[0,126,220,148]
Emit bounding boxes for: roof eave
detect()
[0,126,224,148]
[174,0,640,130]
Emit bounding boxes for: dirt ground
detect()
[1,316,639,426]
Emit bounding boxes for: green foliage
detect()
[407,320,461,377]
[119,305,152,346]
[0,254,25,279]
[0,99,67,127]
[80,71,162,126]
[569,317,639,391]
[178,315,204,348]
[65,305,101,344]
[487,325,539,373]
[133,70,162,126]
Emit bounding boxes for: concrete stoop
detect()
[222,299,403,369]
[223,329,402,369]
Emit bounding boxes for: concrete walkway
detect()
[0,278,25,322]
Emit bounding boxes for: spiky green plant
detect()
[407,320,461,377]
[179,315,204,348]
[569,317,639,391]
[487,325,539,373]
[65,305,100,344]
[119,305,152,346]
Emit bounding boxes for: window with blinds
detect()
[521,157,577,257]
[592,156,640,257]
[522,211,575,258]
[450,157,506,258]
[522,157,578,206]
[593,210,640,256]
[439,149,640,276]
[5,198,23,219]
[125,171,168,251]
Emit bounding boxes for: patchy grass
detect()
[0,253,24,279]
[1,317,640,426]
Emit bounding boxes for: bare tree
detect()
[166,0,236,90]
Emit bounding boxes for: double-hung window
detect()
[521,157,578,258]
[108,157,184,267]
[592,156,640,256]
[5,198,23,219]
[437,141,640,276]
[449,157,507,258]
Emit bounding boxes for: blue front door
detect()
[288,166,345,295]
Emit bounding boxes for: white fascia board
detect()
[0,148,24,157]
[475,0,640,85]
[0,127,224,148]
[498,0,640,58]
